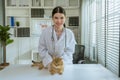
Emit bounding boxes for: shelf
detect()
[31,8,44,18]
[69,0,79,7]
[69,16,79,26]
[14,27,30,37]
[7,16,29,28]
[18,0,30,7]
[6,0,80,36]
[66,9,79,16]
[6,0,17,7]
[6,0,80,8]
[31,0,41,7]
[56,0,68,7]
[44,0,54,7]
[5,0,79,35]
[6,8,29,17]
[6,0,30,7]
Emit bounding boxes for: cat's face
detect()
[52,57,63,66]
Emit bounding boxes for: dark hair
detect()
[52,6,66,27]
[52,6,66,17]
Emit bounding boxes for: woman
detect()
[38,6,76,67]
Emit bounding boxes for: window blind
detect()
[81,0,120,76]
[97,0,120,76]
[96,0,106,66]
[106,0,120,75]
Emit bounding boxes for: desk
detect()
[0,64,119,80]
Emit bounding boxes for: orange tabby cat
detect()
[31,57,64,75]
[49,57,64,75]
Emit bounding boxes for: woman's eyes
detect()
[54,17,64,19]
[61,17,64,19]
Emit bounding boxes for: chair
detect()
[73,45,85,64]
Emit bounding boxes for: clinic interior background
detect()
[0,0,120,77]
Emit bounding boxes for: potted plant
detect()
[16,21,20,27]
[0,25,14,67]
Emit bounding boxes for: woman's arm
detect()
[61,30,76,64]
[38,31,52,67]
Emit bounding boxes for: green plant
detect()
[0,25,14,66]
[16,21,20,27]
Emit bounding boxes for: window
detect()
[81,0,120,76]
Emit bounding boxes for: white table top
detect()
[0,64,119,80]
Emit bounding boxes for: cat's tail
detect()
[31,60,40,67]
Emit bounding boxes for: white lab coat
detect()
[38,26,76,67]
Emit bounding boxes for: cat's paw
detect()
[58,71,63,75]
[50,72,55,75]
[39,67,43,70]
[49,69,55,75]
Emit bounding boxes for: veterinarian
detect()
[38,6,76,68]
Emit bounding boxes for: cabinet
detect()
[5,0,80,64]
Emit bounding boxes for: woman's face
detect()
[52,13,66,28]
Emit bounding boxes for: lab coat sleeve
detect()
[38,31,52,67]
[61,31,76,64]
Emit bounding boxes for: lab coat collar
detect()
[51,26,66,43]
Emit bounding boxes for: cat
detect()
[49,57,64,75]
[31,57,64,75]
